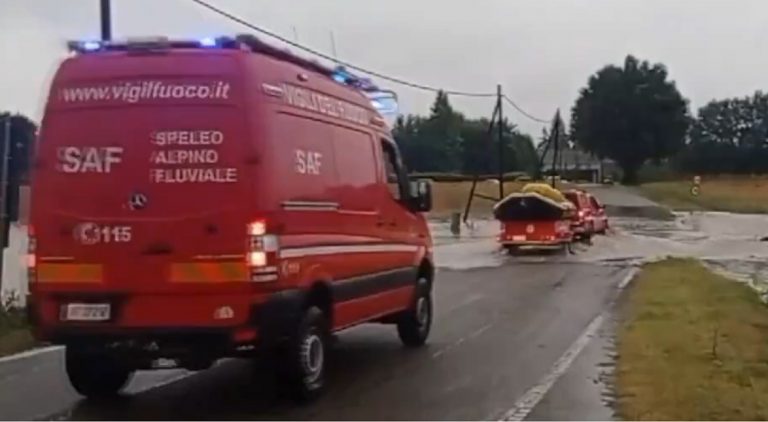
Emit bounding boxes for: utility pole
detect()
[0,117,11,292]
[550,110,560,188]
[497,84,504,200]
[100,0,112,41]
[463,97,500,223]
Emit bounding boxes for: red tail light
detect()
[246,220,279,282]
[248,219,267,236]
[26,233,37,282]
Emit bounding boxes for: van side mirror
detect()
[409,179,432,212]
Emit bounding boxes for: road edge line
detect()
[0,345,63,364]
[497,266,640,421]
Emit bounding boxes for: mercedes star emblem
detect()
[129,193,148,210]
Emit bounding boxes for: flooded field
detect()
[430,211,768,298]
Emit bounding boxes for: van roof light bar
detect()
[66,36,240,54]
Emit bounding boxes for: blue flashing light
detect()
[199,37,217,47]
[81,40,101,51]
[332,74,347,83]
[367,92,399,116]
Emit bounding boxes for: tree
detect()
[570,55,690,184]
[420,91,464,172]
[393,91,465,172]
[0,112,37,224]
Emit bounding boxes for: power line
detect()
[190,0,496,98]
[503,95,550,124]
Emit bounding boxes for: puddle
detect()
[701,258,768,302]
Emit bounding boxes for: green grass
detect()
[617,259,768,420]
[0,307,34,358]
[640,178,768,213]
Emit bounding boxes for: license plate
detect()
[512,235,526,241]
[62,303,111,322]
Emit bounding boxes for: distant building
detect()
[539,147,617,183]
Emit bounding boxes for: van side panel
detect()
[244,55,417,328]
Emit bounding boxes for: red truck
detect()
[28,35,434,400]
[563,189,595,241]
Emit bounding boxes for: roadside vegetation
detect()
[640,177,768,213]
[0,294,34,358]
[617,259,768,420]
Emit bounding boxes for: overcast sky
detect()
[1,0,766,136]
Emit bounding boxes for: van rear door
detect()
[32,52,251,288]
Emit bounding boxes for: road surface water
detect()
[3,189,767,420]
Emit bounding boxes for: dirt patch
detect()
[427,180,578,218]
[616,259,768,420]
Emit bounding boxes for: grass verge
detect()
[617,259,768,420]
[640,178,768,213]
[0,307,34,358]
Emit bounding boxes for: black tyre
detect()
[65,347,133,399]
[397,279,433,347]
[505,245,520,256]
[281,306,329,402]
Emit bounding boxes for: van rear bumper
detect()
[27,288,306,354]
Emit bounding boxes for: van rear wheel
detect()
[66,347,133,399]
[279,306,329,402]
[397,280,433,347]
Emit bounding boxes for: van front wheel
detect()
[66,347,133,399]
[397,280,433,347]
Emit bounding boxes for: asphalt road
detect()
[0,258,631,421]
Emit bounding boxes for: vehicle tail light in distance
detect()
[247,220,279,282]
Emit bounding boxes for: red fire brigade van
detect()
[28,35,434,400]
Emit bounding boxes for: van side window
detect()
[380,140,405,201]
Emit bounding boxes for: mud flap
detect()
[250,289,306,350]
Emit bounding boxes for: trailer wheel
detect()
[66,347,133,399]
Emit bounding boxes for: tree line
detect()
[676,91,768,174]
[396,55,766,184]
[393,92,539,176]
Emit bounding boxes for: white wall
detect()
[1,186,29,307]
[1,223,28,307]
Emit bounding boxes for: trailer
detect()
[493,186,575,255]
